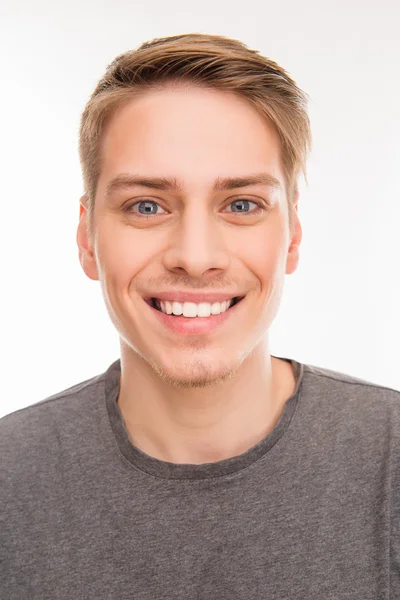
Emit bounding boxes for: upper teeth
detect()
[156,298,235,318]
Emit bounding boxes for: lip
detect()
[143,295,246,335]
[144,291,245,304]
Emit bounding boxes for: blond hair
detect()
[78,33,311,235]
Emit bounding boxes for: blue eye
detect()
[124,198,265,217]
[226,199,261,214]
[126,200,166,215]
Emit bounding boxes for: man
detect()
[1,33,400,599]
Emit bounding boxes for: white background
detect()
[0,0,399,417]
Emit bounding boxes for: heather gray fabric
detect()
[1,355,400,599]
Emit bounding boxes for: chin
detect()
[147,353,242,390]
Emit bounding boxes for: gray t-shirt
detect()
[1,356,400,599]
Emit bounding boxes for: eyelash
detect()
[123,198,267,217]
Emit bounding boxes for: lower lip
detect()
[144,298,245,335]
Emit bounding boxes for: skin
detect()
[76,84,303,465]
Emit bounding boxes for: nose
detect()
[161,209,230,278]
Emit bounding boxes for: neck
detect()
[117,343,296,465]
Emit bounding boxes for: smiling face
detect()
[77,84,302,389]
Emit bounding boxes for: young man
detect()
[1,33,399,599]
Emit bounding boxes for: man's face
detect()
[77,85,302,388]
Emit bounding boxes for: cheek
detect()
[96,227,134,279]
[242,229,284,275]
[98,226,165,285]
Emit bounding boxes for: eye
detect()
[223,198,265,215]
[123,197,267,217]
[123,200,167,216]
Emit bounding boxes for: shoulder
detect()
[302,361,400,397]
[1,368,105,423]
[300,360,400,426]
[0,367,108,472]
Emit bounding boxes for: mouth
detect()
[145,296,245,315]
[143,294,247,335]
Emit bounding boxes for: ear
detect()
[76,195,99,281]
[285,190,302,276]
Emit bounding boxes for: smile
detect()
[148,296,244,318]
[143,295,246,335]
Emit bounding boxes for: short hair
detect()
[78,33,312,236]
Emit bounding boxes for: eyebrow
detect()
[105,172,282,198]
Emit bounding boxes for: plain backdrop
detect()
[0,0,399,418]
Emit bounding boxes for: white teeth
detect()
[157,299,235,318]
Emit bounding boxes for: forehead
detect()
[98,85,284,194]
